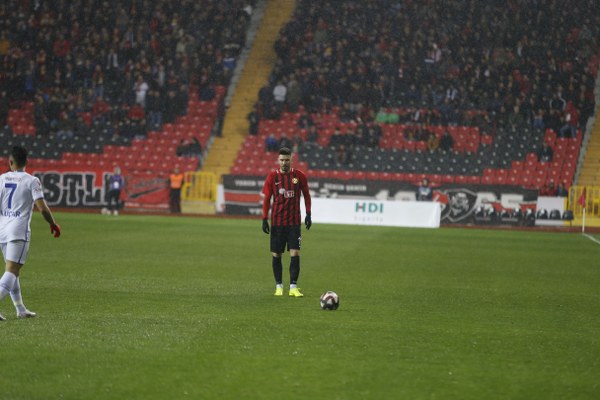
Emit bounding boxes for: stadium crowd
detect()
[257,0,598,152]
[0,0,254,142]
[0,0,598,192]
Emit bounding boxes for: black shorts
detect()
[270,225,302,254]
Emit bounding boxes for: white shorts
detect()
[1,240,30,265]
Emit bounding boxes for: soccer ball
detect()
[320,291,340,310]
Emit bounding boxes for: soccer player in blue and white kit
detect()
[0,146,61,320]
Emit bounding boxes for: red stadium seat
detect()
[442,175,455,183]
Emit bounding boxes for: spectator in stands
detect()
[409,108,423,125]
[426,131,439,152]
[286,76,302,113]
[189,137,203,160]
[258,82,274,110]
[292,133,303,153]
[163,91,178,124]
[265,133,278,152]
[537,143,554,163]
[128,103,145,125]
[549,93,566,113]
[126,103,147,139]
[539,180,557,196]
[132,118,148,140]
[0,91,8,128]
[438,130,454,152]
[278,132,293,150]
[404,123,418,142]
[146,89,163,131]
[559,102,579,138]
[55,113,75,140]
[416,178,433,201]
[92,96,111,123]
[272,80,287,113]
[507,105,525,129]
[263,103,282,120]
[329,127,344,148]
[33,95,50,137]
[555,182,568,197]
[133,75,150,107]
[335,144,351,165]
[368,123,382,147]
[472,113,494,136]
[222,49,237,83]
[214,93,226,137]
[118,118,135,140]
[247,106,260,136]
[73,115,89,138]
[0,31,9,60]
[176,140,189,157]
[439,98,458,126]
[92,64,105,100]
[532,109,545,130]
[405,84,421,106]
[345,127,359,148]
[548,109,565,134]
[175,84,189,117]
[339,103,356,122]
[105,47,120,81]
[46,95,61,130]
[199,84,216,101]
[306,125,318,144]
[351,124,364,146]
[417,124,432,142]
[297,111,314,129]
[243,1,254,18]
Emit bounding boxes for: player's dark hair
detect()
[279,147,291,156]
[11,146,28,167]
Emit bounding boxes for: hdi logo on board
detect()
[355,202,384,213]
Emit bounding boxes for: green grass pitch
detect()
[2,212,599,399]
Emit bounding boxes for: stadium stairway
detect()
[201,0,296,182]
[577,107,600,186]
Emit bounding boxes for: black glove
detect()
[262,218,270,234]
[305,213,312,230]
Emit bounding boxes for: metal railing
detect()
[569,185,600,216]
[182,171,217,202]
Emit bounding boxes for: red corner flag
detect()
[578,188,586,207]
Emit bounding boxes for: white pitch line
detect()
[583,233,600,246]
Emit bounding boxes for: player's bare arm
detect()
[35,198,61,238]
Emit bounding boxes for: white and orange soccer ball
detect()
[320,291,340,310]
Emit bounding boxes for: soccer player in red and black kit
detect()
[262,147,312,297]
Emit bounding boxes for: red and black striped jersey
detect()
[262,168,311,226]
